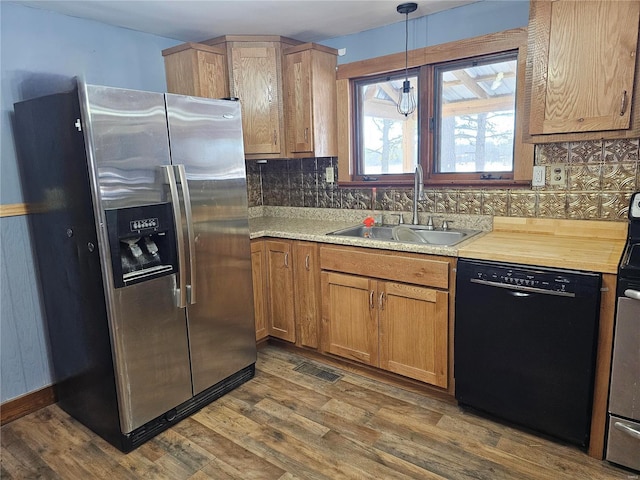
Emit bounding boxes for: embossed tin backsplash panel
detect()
[247,138,640,221]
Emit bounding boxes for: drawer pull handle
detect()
[284,252,289,268]
[620,90,628,116]
[369,290,375,310]
[614,421,640,440]
[378,292,385,310]
[305,254,310,271]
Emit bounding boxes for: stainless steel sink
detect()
[327,224,481,246]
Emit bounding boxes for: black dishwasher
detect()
[454,258,602,448]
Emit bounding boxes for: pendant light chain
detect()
[404,9,409,81]
[396,3,417,116]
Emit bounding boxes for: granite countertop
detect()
[248,207,628,273]
[248,207,492,257]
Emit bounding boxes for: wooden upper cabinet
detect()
[284,44,338,158]
[162,43,229,99]
[202,36,302,159]
[526,0,640,142]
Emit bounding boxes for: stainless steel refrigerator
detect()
[13,81,257,452]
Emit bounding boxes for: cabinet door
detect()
[163,45,229,99]
[251,241,268,341]
[284,46,338,158]
[229,43,284,155]
[293,241,320,349]
[529,0,639,135]
[265,240,295,342]
[285,50,313,154]
[379,281,448,388]
[321,271,378,366]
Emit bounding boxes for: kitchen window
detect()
[353,71,419,182]
[431,51,518,182]
[336,28,532,186]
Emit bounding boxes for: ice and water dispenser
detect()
[105,203,177,288]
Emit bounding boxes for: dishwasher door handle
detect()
[470,278,576,298]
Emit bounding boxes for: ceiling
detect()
[11,0,481,43]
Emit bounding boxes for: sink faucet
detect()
[412,165,424,225]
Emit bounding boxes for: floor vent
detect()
[293,362,342,383]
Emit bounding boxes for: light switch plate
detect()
[549,164,566,186]
[325,166,335,184]
[532,165,545,186]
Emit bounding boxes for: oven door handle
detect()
[624,289,640,301]
[614,421,640,440]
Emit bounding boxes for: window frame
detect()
[335,28,533,188]
[428,50,520,183]
[352,69,421,183]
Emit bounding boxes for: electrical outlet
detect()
[549,164,566,186]
[325,166,335,184]
[532,165,546,187]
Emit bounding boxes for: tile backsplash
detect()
[246,138,640,221]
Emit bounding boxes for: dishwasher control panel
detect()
[459,259,601,298]
[472,267,573,293]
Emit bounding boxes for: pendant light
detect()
[396,2,418,117]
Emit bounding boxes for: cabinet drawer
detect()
[319,245,450,289]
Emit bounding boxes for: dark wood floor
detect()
[1,346,631,479]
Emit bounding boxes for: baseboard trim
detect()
[1,386,57,425]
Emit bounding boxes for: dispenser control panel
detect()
[130,217,159,233]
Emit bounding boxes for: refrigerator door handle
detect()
[176,164,197,305]
[163,165,187,308]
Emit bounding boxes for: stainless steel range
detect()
[606,191,640,471]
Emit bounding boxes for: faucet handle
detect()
[394,213,404,225]
[442,220,452,231]
[425,216,434,230]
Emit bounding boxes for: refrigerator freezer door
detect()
[82,85,193,433]
[83,85,172,210]
[112,275,193,433]
[166,94,257,394]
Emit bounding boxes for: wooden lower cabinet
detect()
[250,241,268,341]
[293,241,321,348]
[254,239,321,346]
[264,240,296,342]
[254,240,451,389]
[379,282,448,388]
[321,271,378,366]
[321,266,449,388]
